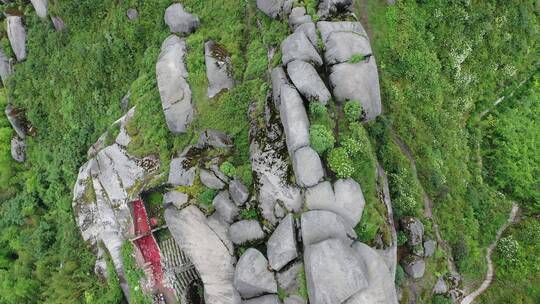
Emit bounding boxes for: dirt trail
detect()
[389,128,458,274]
[460,203,520,304]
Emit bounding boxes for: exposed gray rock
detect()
[120,92,130,111]
[400,217,424,247]
[87,132,108,159]
[168,154,196,186]
[0,49,12,86]
[287,60,330,104]
[292,146,324,187]
[7,16,26,62]
[163,190,189,209]
[317,21,368,43]
[207,213,235,255]
[200,168,226,189]
[229,220,265,245]
[211,162,230,183]
[234,248,277,298]
[283,0,294,14]
[213,190,238,223]
[288,7,311,29]
[277,261,303,295]
[164,3,200,35]
[322,31,371,65]
[329,60,382,121]
[424,239,437,257]
[165,205,241,304]
[30,0,48,18]
[401,254,425,279]
[281,31,322,66]
[333,178,365,226]
[205,40,234,98]
[5,104,27,139]
[51,16,66,31]
[279,85,310,153]
[126,8,138,20]
[305,181,335,209]
[274,203,286,219]
[114,107,135,147]
[156,35,194,133]
[196,129,234,149]
[229,179,249,206]
[267,214,297,271]
[284,295,305,304]
[244,295,282,304]
[271,67,290,107]
[304,238,368,304]
[10,136,25,162]
[256,0,285,19]
[433,276,448,295]
[294,22,318,47]
[317,0,353,18]
[301,210,356,246]
[349,242,399,303]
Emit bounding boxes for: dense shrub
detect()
[397,231,408,246]
[327,147,354,178]
[198,188,218,206]
[310,124,335,154]
[395,265,405,286]
[220,161,236,177]
[309,102,327,118]
[344,100,363,122]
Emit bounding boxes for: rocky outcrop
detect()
[256,0,287,19]
[205,40,234,98]
[72,109,160,299]
[213,190,239,223]
[6,15,26,62]
[229,220,265,245]
[424,239,437,257]
[5,104,28,139]
[285,295,306,304]
[51,16,66,31]
[244,295,282,304]
[289,7,312,29]
[165,205,241,304]
[196,129,234,149]
[287,60,331,104]
[164,3,200,35]
[317,0,353,18]
[200,168,226,189]
[229,179,249,206]
[126,8,138,20]
[292,146,324,187]
[276,261,303,295]
[267,214,298,271]
[156,35,194,133]
[301,210,357,246]
[234,248,277,298]
[168,147,197,186]
[281,31,322,67]
[0,49,12,86]
[279,85,310,153]
[30,0,48,18]
[10,136,25,162]
[401,255,425,279]
[163,190,189,209]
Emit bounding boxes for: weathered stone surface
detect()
[287,60,330,104]
[234,248,277,298]
[196,129,234,149]
[305,181,335,210]
[277,262,303,295]
[292,146,324,187]
[281,31,322,66]
[271,67,289,107]
[120,92,130,111]
[114,107,135,147]
[205,40,234,98]
[329,61,382,121]
[10,136,25,162]
[323,32,371,65]
[0,49,12,86]
[87,132,108,159]
[5,104,27,139]
[163,190,189,209]
[30,0,47,18]
[165,205,241,304]
[256,0,285,19]
[424,239,437,257]
[317,21,368,43]
[213,190,238,223]
[156,35,194,133]
[301,210,356,246]
[244,295,282,304]
[401,254,425,279]
[250,99,302,225]
[206,213,235,255]
[200,168,226,189]
[284,295,305,304]
[288,7,311,29]
[304,238,368,304]
[7,16,26,62]
[267,214,297,271]
[211,162,230,183]
[126,8,138,20]
[400,217,424,246]
[333,178,365,226]
[283,0,294,14]
[317,0,353,18]
[229,220,265,245]
[229,179,249,206]
[348,242,399,303]
[433,276,448,295]
[294,22,318,47]
[279,85,310,153]
[51,16,66,31]
[168,154,196,186]
[164,3,200,35]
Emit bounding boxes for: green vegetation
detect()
[198,188,217,206]
[121,242,152,304]
[309,124,335,154]
[348,54,366,64]
[344,100,363,122]
[219,161,236,177]
[327,147,354,178]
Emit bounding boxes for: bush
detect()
[432,295,452,304]
[341,137,361,156]
[344,100,363,122]
[327,147,354,178]
[220,161,236,177]
[198,188,218,206]
[309,102,327,118]
[496,236,519,267]
[310,124,335,154]
[395,265,406,286]
[397,230,408,246]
